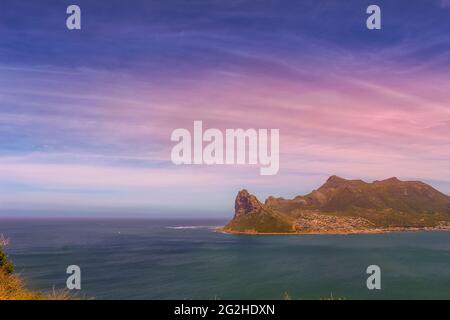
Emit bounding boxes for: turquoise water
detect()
[1,218,449,299]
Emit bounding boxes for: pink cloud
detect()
[2,59,450,212]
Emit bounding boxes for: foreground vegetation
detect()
[0,237,72,300]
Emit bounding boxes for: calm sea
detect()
[1,218,449,299]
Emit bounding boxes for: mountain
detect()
[222,176,450,234]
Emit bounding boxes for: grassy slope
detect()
[0,270,42,300]
[0,246,73,300]
[320,181,450,215]
[224,209,294,233]
[278,178,450,227]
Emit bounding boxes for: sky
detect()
[0,0,449,217]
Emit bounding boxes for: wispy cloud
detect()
[439,0,450,8]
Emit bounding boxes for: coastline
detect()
[216,226,450,236]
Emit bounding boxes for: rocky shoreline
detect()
[217,225,450,236]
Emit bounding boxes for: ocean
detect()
[1,218,449,299]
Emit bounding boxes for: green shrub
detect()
[0,248,14,274]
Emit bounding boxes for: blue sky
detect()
[1,0,450,217]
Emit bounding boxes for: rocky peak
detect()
[264,196,283,206]
[380,177,401,183]
[327,175,345,183]
[234,189,263,218]
[319,175,348,189]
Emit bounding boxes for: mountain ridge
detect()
[222,176,450,234]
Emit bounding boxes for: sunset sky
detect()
[1,0,450,217]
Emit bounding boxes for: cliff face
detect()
[234,189,263,218]
[224,190,294,234]
[222,176,450,234]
